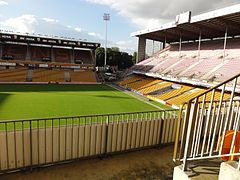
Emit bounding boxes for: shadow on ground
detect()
[109,162,173,180]
[0,146,176,180]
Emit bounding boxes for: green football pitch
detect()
[0,84,168,121]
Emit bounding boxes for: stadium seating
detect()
[0,68,27,82]
[32,69,96,83]
[0,67,96,83]
[70,71,96,82]
[132,38,240,83]
[118,75,143,86]
[139,82,172,95]
[32,69,65,82]
[208,58,240,82]
[126,78,159,90]
[75,50,93,64]
[136,79,162,90]
[167,88,206,106]
[118,74,231,107]
[155,85,194,100]
[2,44,27,60]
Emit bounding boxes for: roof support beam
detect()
[140,34,164,42]
[217,18,240,31]
[161,32,179,41]
[192,23,225,35]
[178,25,215,38]
[167,29,196,41]
[176,26,200,37]
[141,32,176,42]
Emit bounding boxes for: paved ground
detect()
[190,160,221,180]
[0,145,221,180]
[0,146,176,180]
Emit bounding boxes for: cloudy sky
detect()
[0,0,239,53]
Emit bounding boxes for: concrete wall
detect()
[219,161,240,180]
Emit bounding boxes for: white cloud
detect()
[0,14,104,43]
[74,27,83,32]
[0,0,8,6]
[42,17,59,23]
[0,14,134,53]
[86,0,239,29]
[0,14,37,33]
[88,32,102,38]
[113,39,137,54]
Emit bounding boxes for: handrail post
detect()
[182,98,198,171]
[173,105,183,162]
[104,115,109,156]
[30,120,33,171]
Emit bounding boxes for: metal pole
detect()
[0,41,2,60]
[105,19,107,67]
[152,40,154,55]
[164,36,167,48]
[179,35,182,58]
[26,42,29,61]
[223,26,228,63]
[162,36,167,50]
[198,31,201,62]
[103,13,110,67]
[72,47,75,63]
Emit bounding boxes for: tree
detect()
[96,47,134,70]
[132,52,137,64]
[111,47,120,52]
[95,47,105,66]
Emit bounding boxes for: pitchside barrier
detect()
[0,109,179,174]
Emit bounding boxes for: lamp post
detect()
[103,13,110,67]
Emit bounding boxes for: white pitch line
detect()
[107,84,164,110]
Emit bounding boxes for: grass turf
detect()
[0,84,164,121]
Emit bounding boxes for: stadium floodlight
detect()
[103,13,110,67]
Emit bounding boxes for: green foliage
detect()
[132,52,137,64]
[96,47,134,69]
[111,47,120,52]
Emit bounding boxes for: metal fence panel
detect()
[0,110,179,174]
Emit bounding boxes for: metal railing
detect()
[173,73,240,171]
[0,109,179,174]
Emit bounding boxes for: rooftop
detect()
[0,30,101,49]
[132,4,240,43]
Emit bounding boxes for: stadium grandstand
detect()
[0,3,240,180]
[116,4,240,110]
[0,31,100,83]
[118,3,240,179]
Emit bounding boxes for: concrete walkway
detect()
[1,146,176,180]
